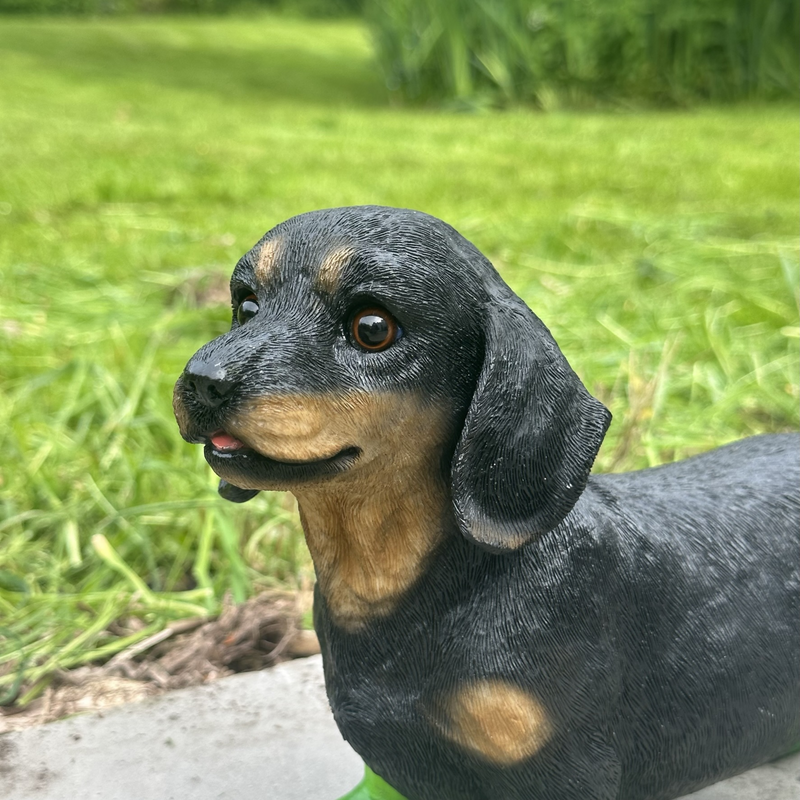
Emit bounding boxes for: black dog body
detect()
[317,435,799,800]
[174,206,800,800]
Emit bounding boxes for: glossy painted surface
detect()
[175,207,800,799]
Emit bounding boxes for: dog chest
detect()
[314,530,624,800]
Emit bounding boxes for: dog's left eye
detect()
[236,294,259,326]
[350,308,400,352]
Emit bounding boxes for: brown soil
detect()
[0,592,320,734]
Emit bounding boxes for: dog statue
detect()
[174,206,799,800]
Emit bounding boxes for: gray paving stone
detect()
[0,657,361,800]
[1,656,797,800]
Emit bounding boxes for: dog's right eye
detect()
[236,294,259,326]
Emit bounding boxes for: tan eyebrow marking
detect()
[255,237,283,284]
[315,245,355,294]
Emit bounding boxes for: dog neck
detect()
[294,450,450,632]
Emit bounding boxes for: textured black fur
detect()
[175,206,800,800]
[317,436,799,800]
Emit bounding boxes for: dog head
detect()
[174,206,610,553]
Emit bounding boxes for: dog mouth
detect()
[200,429,361,492]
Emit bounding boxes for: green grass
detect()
[0,15,798,706]
[366,0,800,107]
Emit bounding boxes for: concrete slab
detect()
[1,655,797,800]
[1,656,362,800]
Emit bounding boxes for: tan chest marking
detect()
[225,392,453,631]
[255,237,283,284]
[298,464,447,631]
[438,680,553,765]
[314,245,355,294]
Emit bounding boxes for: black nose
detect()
[182,362,236,409]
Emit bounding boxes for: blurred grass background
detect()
[0,7,798,708]
[368,0,799,107]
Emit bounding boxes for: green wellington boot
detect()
[336,766,409,800]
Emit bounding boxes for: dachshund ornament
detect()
[174,207,800,800]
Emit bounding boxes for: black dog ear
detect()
[451,292,611,552]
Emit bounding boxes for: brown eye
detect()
[351,307,399,352]
[236,294,259,326]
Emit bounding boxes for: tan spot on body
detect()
[224,392,454,631]
[439,680,552,765]
[314,245,354,294]
[255,237,283,284]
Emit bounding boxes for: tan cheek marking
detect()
[439,680,552,765]
[297,396,451,631]
[255,237,283,284]
[224,392,453,631]
[226,395,349,462]
[314,245,354,294]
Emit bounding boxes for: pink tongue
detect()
[211,432,245,451]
